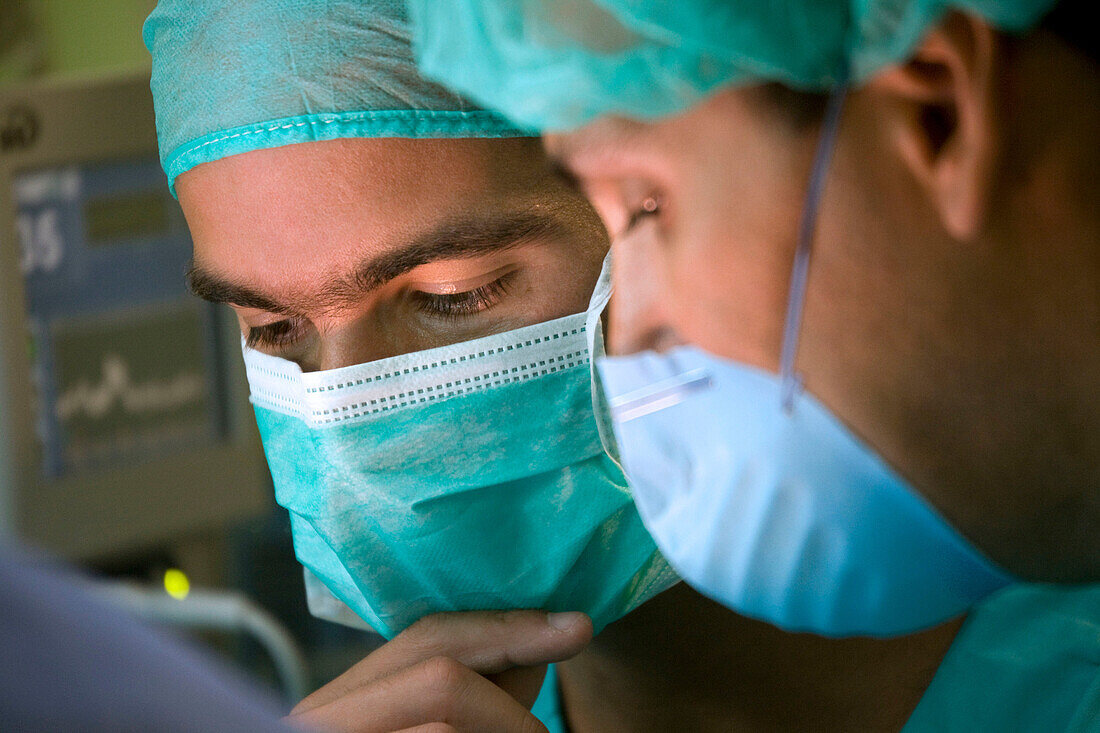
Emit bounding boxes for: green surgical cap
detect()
[408,0,1057,131]
[143,0,531,193]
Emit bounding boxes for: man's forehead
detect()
[180,137,546,262]
[178,137,541,209]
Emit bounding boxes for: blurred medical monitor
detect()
[0,74,268,560]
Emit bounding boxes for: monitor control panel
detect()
[0,74,269,560]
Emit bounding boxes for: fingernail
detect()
[548,611,585,631]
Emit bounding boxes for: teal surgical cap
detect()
[143,0,531,193]
[408,0,1057,131]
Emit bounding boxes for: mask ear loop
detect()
[779,81,849,413]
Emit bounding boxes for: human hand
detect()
[287,610,592,733]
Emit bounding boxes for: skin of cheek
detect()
[795,92,966,488]
[639,89,819,370]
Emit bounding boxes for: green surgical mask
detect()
[243,267,677,638]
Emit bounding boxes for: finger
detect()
[391,725,457,733]
[295,610,591,714]
[288,656,549,733]
[485,664,549,710]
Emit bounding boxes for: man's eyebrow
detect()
[346,211,567,295]
[186,210,571,313]
[548,158,582,191]
[186,263,292,314]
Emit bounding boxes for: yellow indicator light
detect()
[164,568,191,600]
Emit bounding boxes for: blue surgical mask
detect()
[243,271,677,639]
[595,83,1014,637]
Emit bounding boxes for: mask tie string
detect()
[779,80,849,413]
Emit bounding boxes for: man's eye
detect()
[411,272,515,319]
[245,319,307,349]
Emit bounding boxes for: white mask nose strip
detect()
[243,312,590,426]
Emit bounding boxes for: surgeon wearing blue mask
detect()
[410,0,1100,729]
[133,3,877,732]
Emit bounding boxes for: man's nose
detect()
[312,324,391,372]
[605,240,683,356]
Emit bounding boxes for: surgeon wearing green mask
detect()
[138,2,917,733]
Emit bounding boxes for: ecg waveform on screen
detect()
[55,354,205,420]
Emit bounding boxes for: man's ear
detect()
[866,12,1001,240]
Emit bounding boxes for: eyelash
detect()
[245,273,516,350]
[245,318,307,350]
[411,272,515,319]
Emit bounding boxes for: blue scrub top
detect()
[532,584,1100,731]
